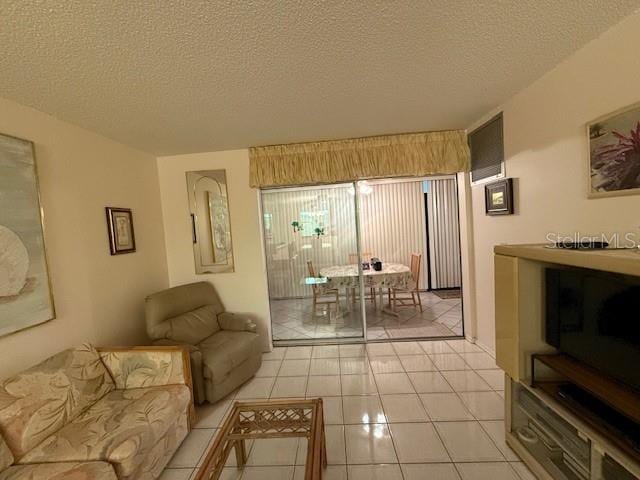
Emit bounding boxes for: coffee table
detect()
[193,398,327,480]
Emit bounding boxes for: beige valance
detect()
[249,130,470,188]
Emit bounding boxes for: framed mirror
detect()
[185,169,234,274]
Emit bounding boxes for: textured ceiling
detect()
[1,1,639,155]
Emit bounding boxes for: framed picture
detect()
[0,133,55,336]
[485,178,514,215]
[588,102,640,198]
[106,207,136,255]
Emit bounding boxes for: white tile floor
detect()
[270,291,463,341]
[161,339,535,480]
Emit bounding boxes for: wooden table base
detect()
[194,398,327,480]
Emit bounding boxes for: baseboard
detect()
[473,338,496,358]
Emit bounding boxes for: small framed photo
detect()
[106,207,136,255]
[485,178,514,215]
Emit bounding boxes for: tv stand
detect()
[557,384,640,453]
[494,244,640,479]
[531,354,640,460]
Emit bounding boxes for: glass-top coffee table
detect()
[193,398,327,480]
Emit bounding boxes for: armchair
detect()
[145,281,262,404]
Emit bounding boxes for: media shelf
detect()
[532,354,640,422]
[508,379,640,480]
[510,381,590,479]
[532,353,640,463]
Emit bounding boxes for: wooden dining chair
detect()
[347,252,376,307]
[389,253,423,312]
[348,252,372,265]
[307,261,340,316]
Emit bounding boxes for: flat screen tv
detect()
[546,267,640,392]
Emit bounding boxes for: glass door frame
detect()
[353,183,368,342]
[259,175,466,346]
[356,175,465,343]
[259,182,368,345]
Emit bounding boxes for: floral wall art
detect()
[0,133,55,336]
[588,103,640,198]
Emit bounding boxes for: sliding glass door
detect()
[261,176,464,344]
[357,177,464,339]
[261,183,366,342]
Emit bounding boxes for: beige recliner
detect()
[145,281,262,404]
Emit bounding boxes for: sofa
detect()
[145,281,262,404]
[0,344,194,480]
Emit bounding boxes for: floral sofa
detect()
[0,344,194,480]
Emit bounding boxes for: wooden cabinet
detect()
[494,254,519,379]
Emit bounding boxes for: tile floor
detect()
[270,291,463,341]
[161,339,535,480]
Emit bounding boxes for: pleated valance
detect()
[249,130,470,188]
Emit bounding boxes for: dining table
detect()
[318,262,412,316]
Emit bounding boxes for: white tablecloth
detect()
[319,262,412,290]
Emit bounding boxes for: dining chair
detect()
[348,252,372,264]
[389,253,423,312]
[307,261,340,316]
[347,252,377,307]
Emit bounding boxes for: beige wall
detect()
[467,12,640,354]
[0,97,169,378]
[156,150,272,350]
[157,152,472,349]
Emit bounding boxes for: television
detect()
[546,267,640,392]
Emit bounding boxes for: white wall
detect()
[0,96,169,378]
[467,12,640,354]
[156,150,272,351]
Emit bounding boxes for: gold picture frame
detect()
[0,133,56,336]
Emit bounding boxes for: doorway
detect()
[261,177,464,345]
[357,177,463,340]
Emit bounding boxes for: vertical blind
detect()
[262,178,461,299]
[262,185,358,299]
[426,178,462,289]
[358,181,429,290]
[262,181,429,299]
